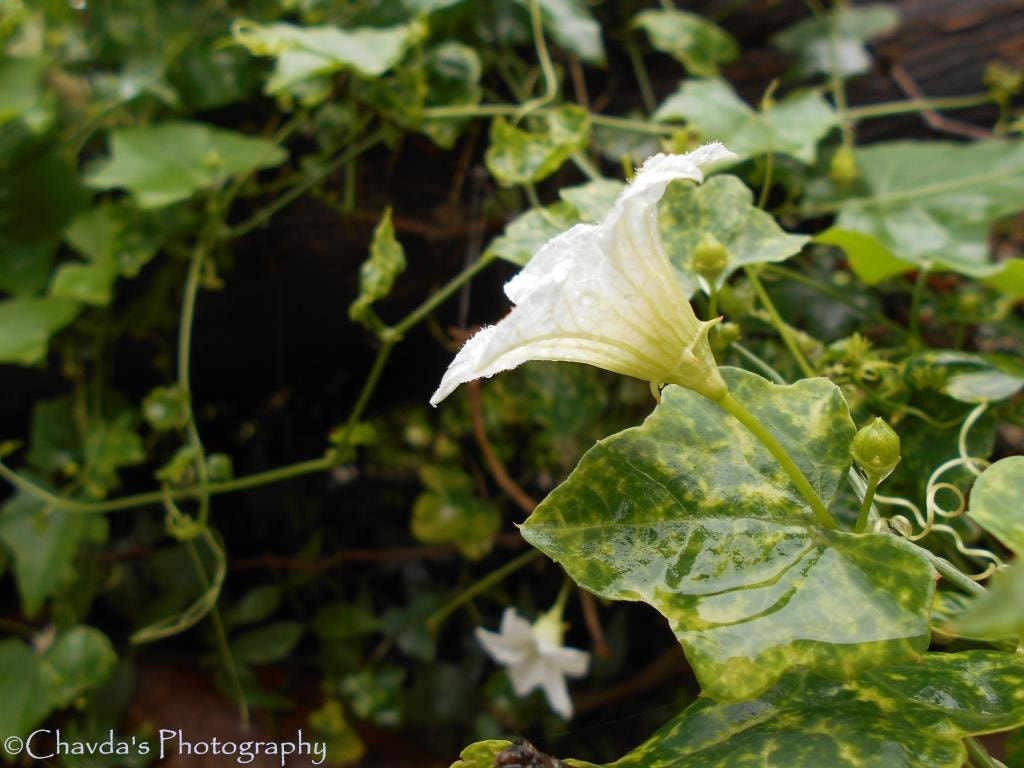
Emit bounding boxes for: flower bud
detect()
[829,145,858,186]
[691,232,729,283]
[852,417,901,480]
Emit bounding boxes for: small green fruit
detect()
[692,232,729,282]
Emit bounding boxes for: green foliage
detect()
[633,10,738,77]
[655,78,838,163]
[349,207,407,329]
[521,369,934,700]
[772,5,900,79]
[485,107,590,186]
[659,175,808,295]
[817,141,1024,294]
[87,121,288,208]
[412,466,501,560]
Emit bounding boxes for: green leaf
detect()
[815,227,914,284]
[226,585,283,628]
[967,456,1024,554]
[65,201,165,279]
[419,42,483,148]
[232,19,425,94]
[484,201,580,266]
[309,699,366,766]
[773,5,900,79]
[0,639,50,738]
[81,411,145,499]
[558,178,624,222]
[0,56,52,130]
[40,626,118,708]
[49,257,120,307]
[340,665,405,726]
[0,492,89,616]
[528,0,605,65]
[0,296,80,365]
[349,207,406,328]
[559,651,1024,768]
[142,385,189,431]
[314,602,382,641]
[485,106,590,186]
[655,78,838,163]
[411,466,501,561]
[86,121,287,208]
[450,740,514,768]
[0,147,86,297]
[949,565,1024,641]
[520,368,934,700]
[659,175,808,296]
[817,140,1024,294]
[170,47,257,111]
[27,396,80,475]
[231,621,303,665]
[633,10,739,77]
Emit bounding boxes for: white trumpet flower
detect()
[430,144,735,407]
[475,607,590,719]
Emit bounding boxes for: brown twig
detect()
[578,588,611,659]
[467,379,539,515]
[889,62,994,140]
[574,643,689,714]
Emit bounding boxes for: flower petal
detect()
[430,145,734,407]
[507,655,547,697]
[543,644,590,678]
[539,665,574,719]
[476,626,530,666]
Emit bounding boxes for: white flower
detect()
[430,144,736,407]
[475,607,590,719]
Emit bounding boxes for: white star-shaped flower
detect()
[475,607,590,719]
[430,144,736,407]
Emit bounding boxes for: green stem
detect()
[226,129,387,240]
[909,266,930,345]
[965,737,1003,768]
[427,550,541,632]
[730,342,787,384]
[335,341,395,446]
[514,0,559,120]
[716,392,837,529]
[571,152,603,181]
[919,549,987,597]
[184,537,249,727]
[390,254,496,336]
[762,264,905,335]
[854,474,880,533]
[707,283,719,320]
[625,40,657,114]
[745,266,816,378]
[757,151,775,209]
[846,93,993,121]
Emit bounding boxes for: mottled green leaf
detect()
[309,699,365,766]
[815,227,913,284]
[314,602,382,641]
[655,78,838,163]
[450,739,513,768]
[341,665,404,726]
[634,10,739,77]
[485,106,590,186]
[0,147,86,297]
[817,141,1024,294]
[0,639,50,738]
[0,56,51,130]
[41,626,118,708]
[412,466,501,560]
[485,201,580,266]
[660,175,808,296]
[232,19,424,94]
[142,385,189,431]
[226,585,283,628]
[968,456,1024,554]
[949,565,1024,641]
[520,368,934,700]
[904,351,1024,404]
[81,412,145,498]
[559,178,624,222]
[231,621,303,665]
[0,297,80,365]
[560,651,1024,768]
[49,257,120,307]
[0,492,89,616]
[773,5,899,79]
[64,201,164,279]
[349,207,406,328]
[420,42,482,148]
[87,121,287,208]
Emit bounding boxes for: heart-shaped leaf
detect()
[772,5,899,79]
[966,456,1024,554]
[520,368,934,700]
[659,175,808,296]
[633,10,738,77]
[568,651,1024,768]
[485,106,590,187]
[814,141,1024,295]
[655,78,838,163]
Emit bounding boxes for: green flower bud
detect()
[829,145,859,186]
[691,232,729,283]
[852,417,901,480]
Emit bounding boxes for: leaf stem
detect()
[426,549,541,632]
[745,266,816,378]
[908,266,930,345]
[854,474,880,533]
[965,737,1004,768]
[390,254,496,336]
[846,93,993,121]
[716,392,838,529]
